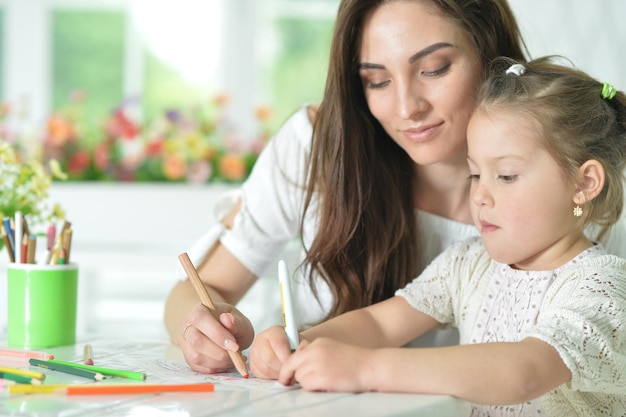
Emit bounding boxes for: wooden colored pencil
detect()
[44,359,146,381]
[9,383,215,395]
[26,234,36,264]
[0,365,46,381]
[67,383,215,395]
[83,344,94,365]
[0,378,16,387]
[1,223,15,262]
[62,228,73,263]
[0,348,54,361]
[178,252,249,378]
[0,371,42,385]
[29,359,104,381]
[8,384,62,394]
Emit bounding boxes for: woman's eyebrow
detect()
[358,42,457,70]
[408,42,455,64]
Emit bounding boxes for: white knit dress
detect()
[397,237,626,416]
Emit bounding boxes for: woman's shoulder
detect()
[259,105,317,166]
[277,104,317,139]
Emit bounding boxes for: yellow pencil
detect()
[178,252,249,378]
[9,384,65,395]
[0,366,46,381]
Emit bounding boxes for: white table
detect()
[0,335,465,417]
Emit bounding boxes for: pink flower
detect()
[186,160,212,184]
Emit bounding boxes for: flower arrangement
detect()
[38,91,273,183]
[0,141,66,245]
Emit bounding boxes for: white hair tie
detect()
[505,63,526,76]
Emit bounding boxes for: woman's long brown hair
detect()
[302,0,529,322]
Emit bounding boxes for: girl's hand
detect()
[278,338,374,392]
[177,301,254,374]
[249,325,294,379]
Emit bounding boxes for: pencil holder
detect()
[7,263,78,348]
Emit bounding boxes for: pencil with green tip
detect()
[44,359,146,381]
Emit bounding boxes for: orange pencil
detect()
[178,252,249,379]
[9,383,215,395]
[67,383,215,395]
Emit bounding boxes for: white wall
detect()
[509,0,626,89]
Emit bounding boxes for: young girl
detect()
[249,57,626,416]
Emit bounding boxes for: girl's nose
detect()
[471,182,494,207]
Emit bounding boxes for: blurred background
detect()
[0,0,624,340]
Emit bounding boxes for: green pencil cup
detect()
[7,263,78,348]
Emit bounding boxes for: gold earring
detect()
[573,205,583,217]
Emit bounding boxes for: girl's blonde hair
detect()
[476,56,626,240]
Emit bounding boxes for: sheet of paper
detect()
[71,338,295,391]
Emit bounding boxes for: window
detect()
[2,0,339,136]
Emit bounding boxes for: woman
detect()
[165,0,530,374]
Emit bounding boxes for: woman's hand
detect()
[177,301,254,374]
[249,325,294,379]
[278,338,374,392]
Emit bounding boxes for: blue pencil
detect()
[3,217,14,255]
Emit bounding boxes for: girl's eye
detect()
[468,174,480,181]
[498,175,518,183]
[422,63,451,77]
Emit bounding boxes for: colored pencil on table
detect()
[8,383,215,395]
[68,383,215,395]
[0,378,16,387]
[0,348,54,361]
[178,252,249,378]
[0,366,46,381]
[83,344,94,365]
[0,371,42,385]
[29,359,104,381]
[43,360,146,381]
